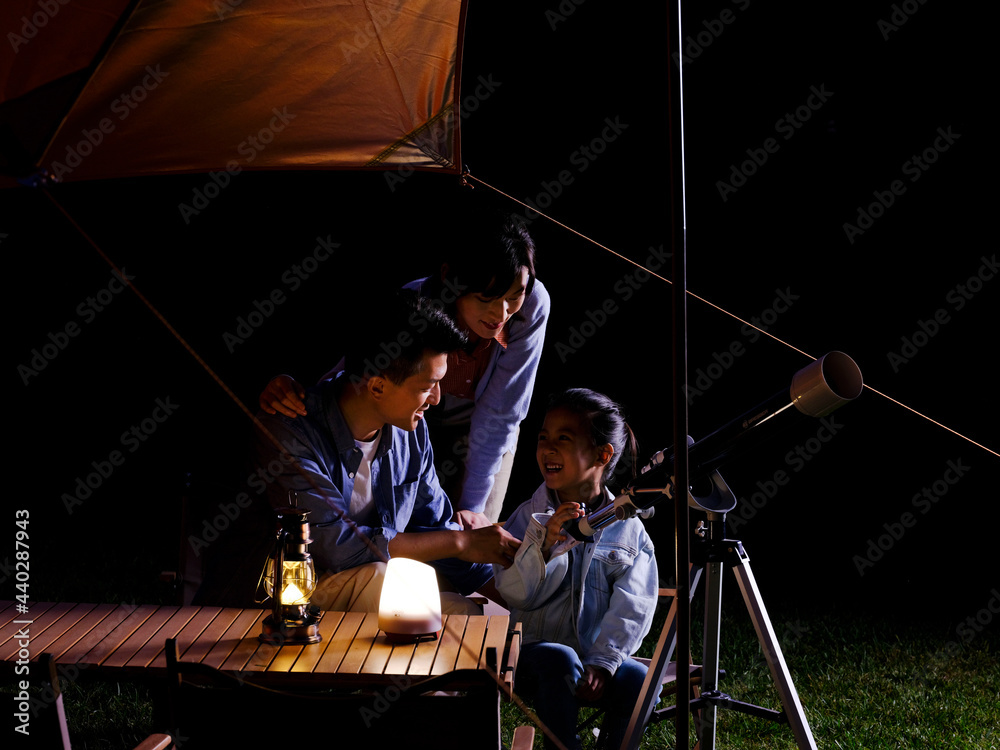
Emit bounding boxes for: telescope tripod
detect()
[621,476,817,749]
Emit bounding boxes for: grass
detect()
[498,598,999,750]
[7,561,998,749]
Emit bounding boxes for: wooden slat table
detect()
[0,600,515,689]
[3,600,525,749]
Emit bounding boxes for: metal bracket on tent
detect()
[17,168,56,189]
[459,164,474,189]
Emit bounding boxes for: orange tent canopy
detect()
[1,0,466,184]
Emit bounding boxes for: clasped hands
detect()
[576,665,611,702]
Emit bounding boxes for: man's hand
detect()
[259,374,307,417]
[542,501,584,556]
[575,665,610,702]
[460,524,522,568]
[453,509,491,530]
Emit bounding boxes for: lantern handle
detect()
[253,522,286,605]
[271,527,287,625]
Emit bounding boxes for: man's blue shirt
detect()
[253,373,491,594]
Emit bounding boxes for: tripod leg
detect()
[698,557,724,750]
[727,541,818,750]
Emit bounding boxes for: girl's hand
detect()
[542,501,585,556]
[575,665,610,702]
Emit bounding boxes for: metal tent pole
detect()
[620,1,690,747]
[669,0,691,744]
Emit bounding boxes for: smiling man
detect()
[253,291,520,613]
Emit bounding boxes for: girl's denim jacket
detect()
[495,483,658,675]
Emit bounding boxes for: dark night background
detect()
[4,0,996,639]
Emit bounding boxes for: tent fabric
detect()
[0,0,134,180]
[4,0,466,183]
[1,0,132,103]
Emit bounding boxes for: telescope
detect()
[566,351,863,540]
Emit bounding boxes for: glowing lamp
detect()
[378,558,442,642]
[260,505,322,645]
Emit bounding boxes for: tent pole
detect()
[619,1,690,747]
[669,0,691,743]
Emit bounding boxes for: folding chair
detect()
[163,637,533,750]
[575,586,709,749]
[574,657,706,749]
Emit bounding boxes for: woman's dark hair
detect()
[546,388,639,486]
[423,206,537,305]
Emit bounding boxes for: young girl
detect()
[259,207,549,528]
[494,388,659,750]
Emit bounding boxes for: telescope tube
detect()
[565,351,863,540]
[634,351,863,498]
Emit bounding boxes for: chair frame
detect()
[573,586,707,749]
[163,636,515,749]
